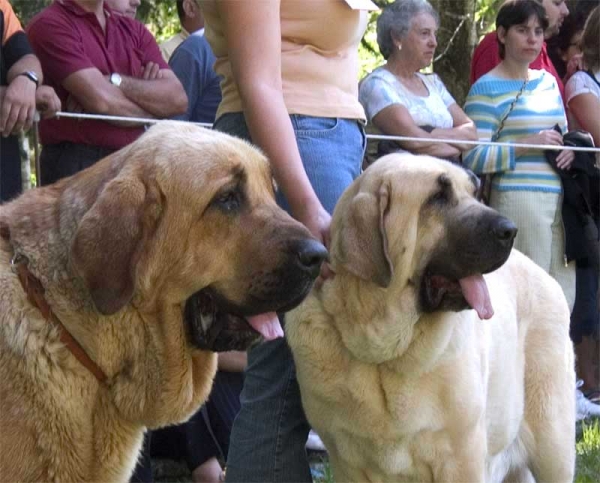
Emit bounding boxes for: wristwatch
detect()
[109,73,122,87]
[18,71,39,87]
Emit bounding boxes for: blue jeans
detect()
[214,112,365,483]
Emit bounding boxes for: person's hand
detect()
[66,94,85,113]
[523,130,573,169]
[555,148,575,170]
[141,62,162,80]
[295,201,331,249]
[566,53,584,80]
[294,201,334,283]
[523,129,564,147]
[0,75,37,137]
[217,351,247,372]
[35,86,61,120]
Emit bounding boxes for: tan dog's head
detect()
[330,154,517,320]
[65,122,326,351]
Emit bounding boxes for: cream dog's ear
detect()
[71,175,161,315]
[334,181,392,287]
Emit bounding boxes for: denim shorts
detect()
[214,112,365,483]
[213,112,366,215]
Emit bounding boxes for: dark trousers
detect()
[131,371,244,482]
[153,371,243,469]
[0,136,23,202]
[39,142,117,186]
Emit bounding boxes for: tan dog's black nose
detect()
[295,239,328,277]
[493,218,518,246]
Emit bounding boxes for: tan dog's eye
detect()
[211,188,243,214]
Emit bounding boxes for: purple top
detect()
[27,0,168,149]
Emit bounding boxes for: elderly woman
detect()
[359,0,477,161]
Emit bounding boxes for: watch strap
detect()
[18,71,39,87]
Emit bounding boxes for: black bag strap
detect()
[583,70,600,88]
[492,77,528,141]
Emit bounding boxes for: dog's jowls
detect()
[287,154,575,483]
[0,122,326,482]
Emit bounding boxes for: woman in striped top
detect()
[464,0,575,308]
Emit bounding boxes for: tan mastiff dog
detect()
[287,154,575,483]
[0,122,326,482]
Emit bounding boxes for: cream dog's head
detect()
[330,153,517,324]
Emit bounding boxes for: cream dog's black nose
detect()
[295,239,328,277]
[493,218,518,246]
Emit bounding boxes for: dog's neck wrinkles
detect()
[321,275,416,364]
[321,273,462,371]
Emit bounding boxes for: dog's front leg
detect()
[433,427,486,483]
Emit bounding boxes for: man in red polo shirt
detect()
[470,0,570,98]
[26,0,188,186]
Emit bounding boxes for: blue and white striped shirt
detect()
[464,69,567,193]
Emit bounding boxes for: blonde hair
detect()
[581,6,600,72]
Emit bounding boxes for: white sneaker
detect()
[576,380,600,421]
[306,429,326,452]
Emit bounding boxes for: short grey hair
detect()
[376,0,440,59]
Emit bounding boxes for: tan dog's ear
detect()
[71,176,159,315]
[335,181,392,287]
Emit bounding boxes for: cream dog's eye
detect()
[428,174,453,205]
[428,187,449,206]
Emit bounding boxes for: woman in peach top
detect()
[200,0,376,481]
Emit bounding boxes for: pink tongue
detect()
[459,274,494,320]
[246,312,284,341]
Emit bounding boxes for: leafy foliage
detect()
[137,0,181,42]
[10,0,49,24]
[11,0,181,40]
[359,8,385,78]
[475,0,504,39]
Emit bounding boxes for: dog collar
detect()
[1,222,107,384]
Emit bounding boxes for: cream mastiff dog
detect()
[287,154,575,483]
[0,122,326,482]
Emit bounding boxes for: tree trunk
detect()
[431,0,477,106]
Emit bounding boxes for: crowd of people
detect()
[1,0,598,481]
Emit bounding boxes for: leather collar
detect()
[0,222,107,384]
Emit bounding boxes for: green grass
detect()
[575,418,600,483]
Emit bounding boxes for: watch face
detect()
[20,71,39,86]
[110,73,122,86]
